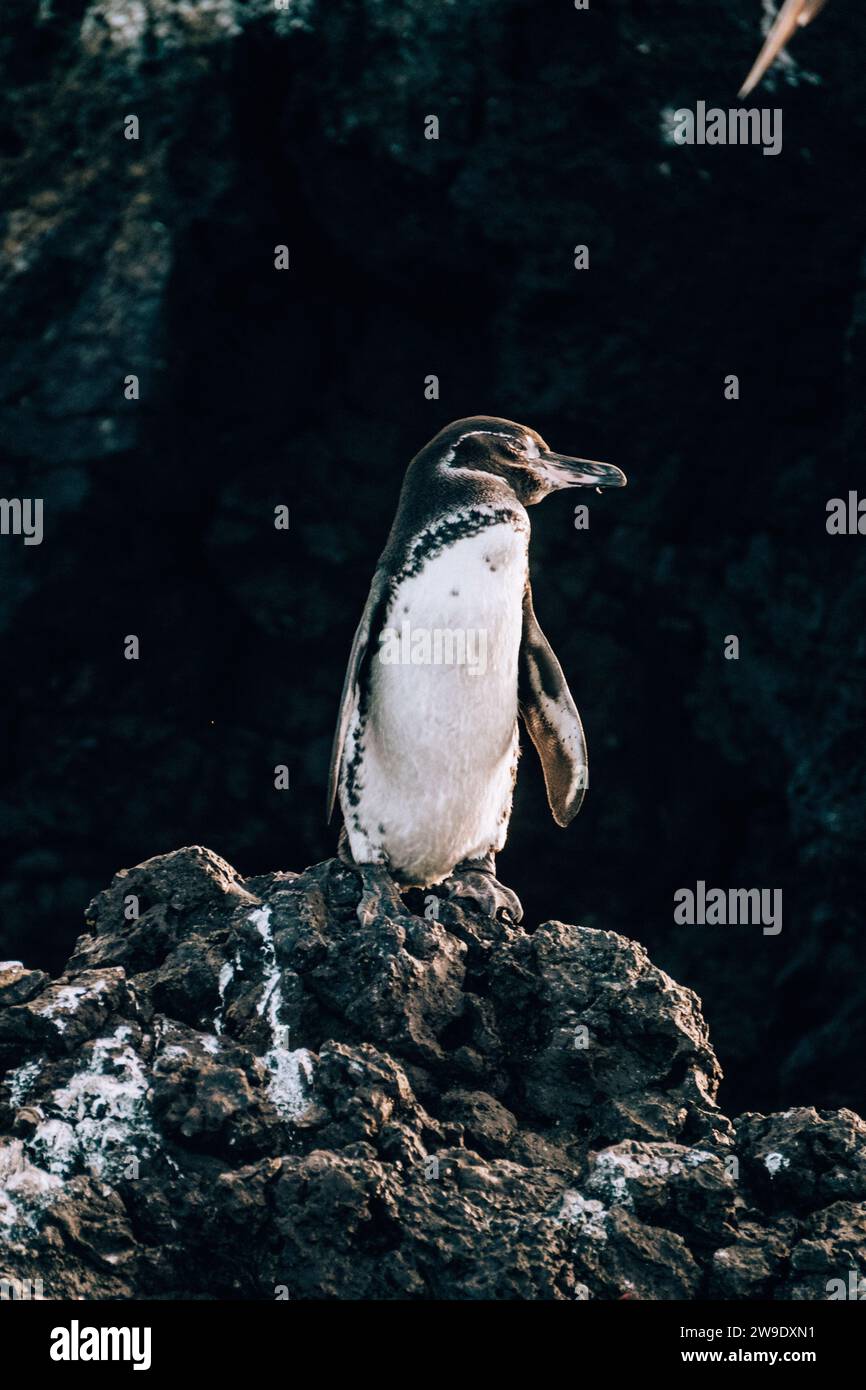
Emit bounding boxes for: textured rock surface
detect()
[1,847,863,1299]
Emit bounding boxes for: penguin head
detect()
[428,416,626,506]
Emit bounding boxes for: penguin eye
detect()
[499,439,525,461]
[507,440,538,468]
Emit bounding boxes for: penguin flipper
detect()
[327,566,391,822]
[518,583,587,827]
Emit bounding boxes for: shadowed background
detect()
[1,0,864,1117]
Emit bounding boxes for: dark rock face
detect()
[1,847,863,1299]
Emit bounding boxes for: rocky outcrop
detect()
[3,0,866,1129]
[1,847,863,1299]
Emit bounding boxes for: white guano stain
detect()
[764,1150,789,1176]
[214,950,240,1036]
[34,974,115,1035]
[4,1058,42,1108]
[555,1190,609,1244]
[0,1140,63,1230]
[26,1025,162,1183]
[248,907,314,1122]
[586,1145,717,1208]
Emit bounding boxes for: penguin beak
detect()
[536,452,627,491]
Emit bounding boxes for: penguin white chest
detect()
[344,519,529,884]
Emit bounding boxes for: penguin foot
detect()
[355,864,406,927]
[444,859,523,924]
[336,829,406,925]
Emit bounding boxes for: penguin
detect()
[328,416,627,925]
